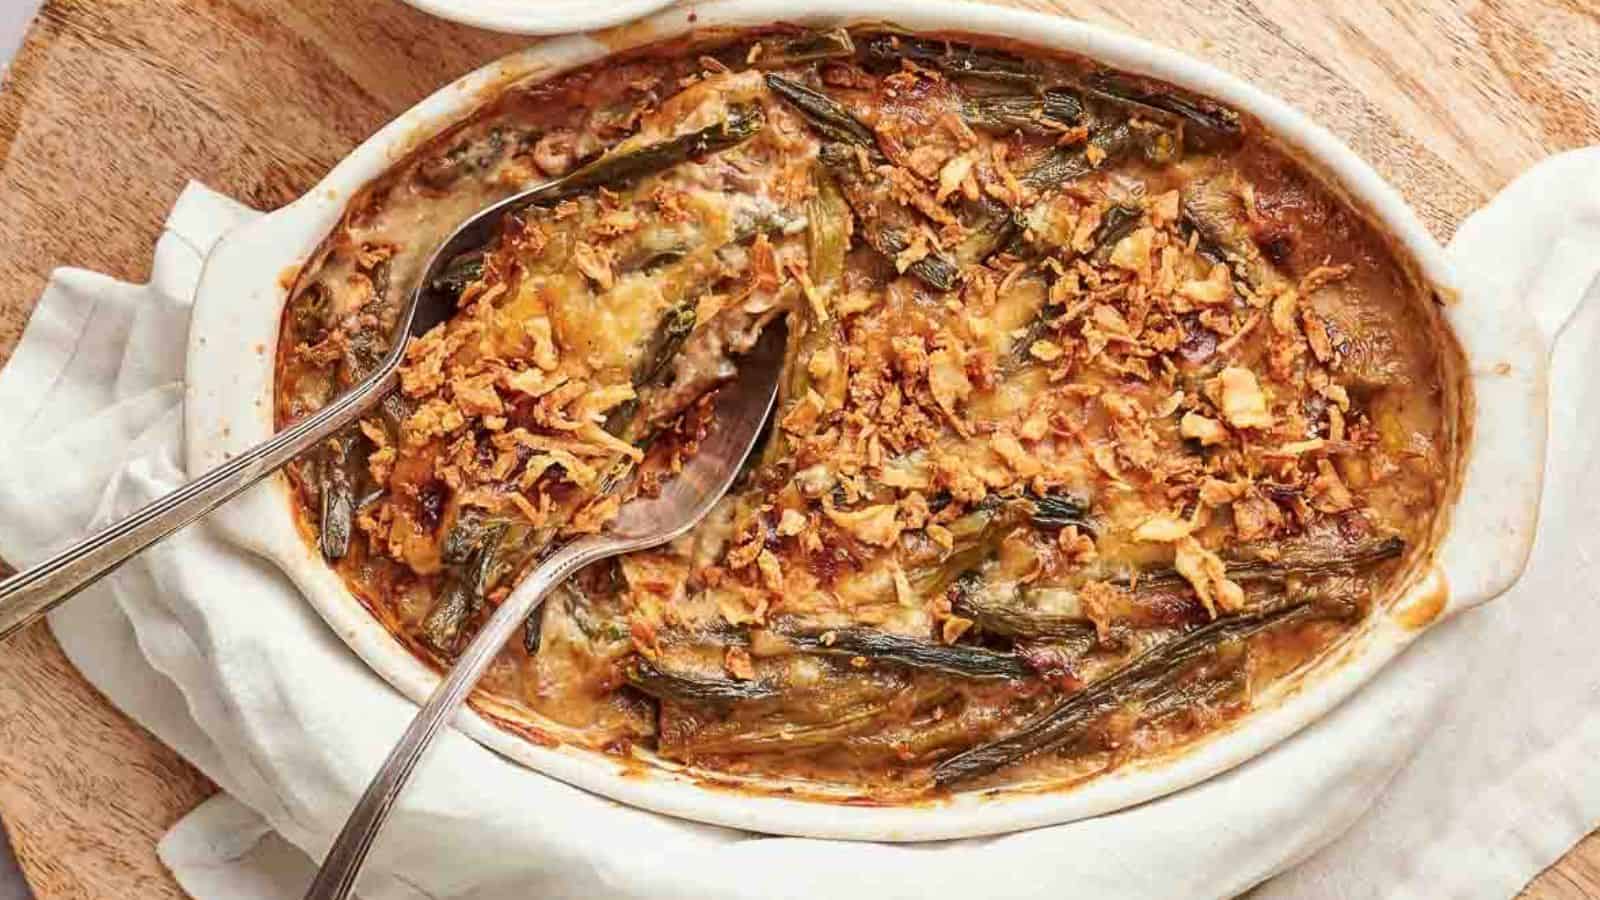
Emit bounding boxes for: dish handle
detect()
[1431,151,1600,616]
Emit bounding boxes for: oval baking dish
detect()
[184,0,1548,841]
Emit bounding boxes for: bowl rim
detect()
[396,0,678,36]
[184,0,1547,841]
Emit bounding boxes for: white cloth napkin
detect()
[0,148,1595,899]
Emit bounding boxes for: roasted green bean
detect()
[316,430,362,561]
[536,104,766,202]
[934,601,1319,785]
[754,28,855,68]
[1085,72,1242,140]
[1020,121,1135,193]
[816,143,961,291]
[961,90,1084,134]
[1090,204,1143,255]
[949,572,1096,641]
[784,627,1032,680]
[1122,535,1406,589]
[765,75,878,150]
[861,34,1036,85]
[626,657,780,703]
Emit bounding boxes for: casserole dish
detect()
[185,0,1547,840]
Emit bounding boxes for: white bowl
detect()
[396,0,675,35]
[184,0,1549,841]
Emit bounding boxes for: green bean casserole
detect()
[275,26,1461,797]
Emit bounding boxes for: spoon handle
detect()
[0,369,397,641]
[305,533,616,900]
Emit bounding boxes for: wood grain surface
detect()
[0,0,1596,897]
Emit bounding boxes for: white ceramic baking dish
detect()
[184,0,1549,841]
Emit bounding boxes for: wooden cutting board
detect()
[0,1,1596,896]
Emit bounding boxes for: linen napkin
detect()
[0,146,1595,899]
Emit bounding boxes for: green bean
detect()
[784,627,1032,680]
[934,600,1318,785]
[1121,536,1406,589]
[423,511,535,655]
[765,75,878,150]
[1084,72,1242,140]
[953,198,1025,268]
[907,500,1011,595]
[768,79,963,290]
[636,300,698,387]
[287,282,331,342]
[416,126,509,191]
[316,429,363,561]
[753,28,855,68]
[1028,490,1091,530]
[816,143,960,292]
[861,34,1037,85]
[1020,121,1135,194]
[807,165,852,289]
[625,657,779,704]
[949,572,1097,641]
[523,607,544,655]
[440,508,499,565]
[968,123,1137,269]
[871,224,960,291]
[531,104,767,203]
[679,705,884,755]
[428,251,484,300]
[1132,120,1183,166]
[1179,208,1232,267]
[663,674,924,756]
[961,90,1084,134]
[420,521,507,654]
[420,575,475,654]
[1090,204,1142,255]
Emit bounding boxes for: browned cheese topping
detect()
[275,27,1461,796]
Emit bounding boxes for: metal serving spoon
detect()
[0,171,614,641]
[303,320,784,900]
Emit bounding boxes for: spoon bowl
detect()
[0,150,648,640]
[304,319,788,900]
